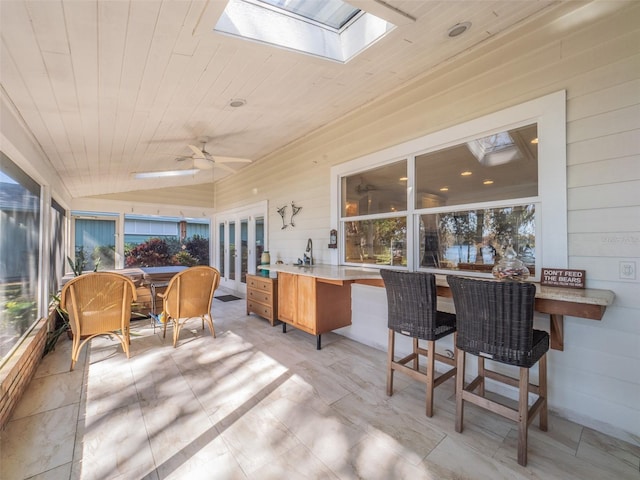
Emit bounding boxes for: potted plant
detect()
[42,256,96,356]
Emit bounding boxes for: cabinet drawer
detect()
[247,288,271,305]
[247,276,273,293]
[247,300,273,320]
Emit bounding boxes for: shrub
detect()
[184,235,209,265]
[175,250,198,266]
[125,238,175,267]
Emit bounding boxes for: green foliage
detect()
[175,250,198,266]
[164,237,182,256]
[125,238,176,267]
[92,245,114,269]
[4,299,37,325]
[43,294,69,356]
[184,235,209,265]
[67,254,85,276]
[372,218,406,246]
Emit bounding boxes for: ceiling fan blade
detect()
[214,156,252,163]
[188,144,205,158]
[193,157,214,170]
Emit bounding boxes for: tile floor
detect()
[1,296,639,479]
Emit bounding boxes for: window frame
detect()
[330,90,568,280]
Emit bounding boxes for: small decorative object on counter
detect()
[492,245,530,280]
[261,251,271,265]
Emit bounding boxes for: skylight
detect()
[214,0,398,63]
[256,0,361,31]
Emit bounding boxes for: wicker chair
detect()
[160,266,220,347]
[380,270,457,417]
[60,272,137,371]
[447,275,548,466]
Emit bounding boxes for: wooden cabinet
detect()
[277,272,352,349]
[246,274,278,325]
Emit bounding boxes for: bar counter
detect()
[260,264,615,351]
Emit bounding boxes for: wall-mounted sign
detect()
[328,229,338,249]
[541,268,586,289]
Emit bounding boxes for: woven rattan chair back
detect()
[381,270,457,417]
[161,266,220,347]
[447,275,544,367]
[447,275,549,466]
[60,272,137,371]
[381,270,455,341]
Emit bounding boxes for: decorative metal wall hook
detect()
[277,202,303,229]
[290,202,302,227]
[277,205,288,229]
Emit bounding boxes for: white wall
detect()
[213,3,640,444]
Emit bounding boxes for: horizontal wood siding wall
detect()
[214,3,639,442]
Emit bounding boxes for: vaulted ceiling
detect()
[2,0,574,199]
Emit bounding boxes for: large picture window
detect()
[332,91,567,278]
[0,153,41,361]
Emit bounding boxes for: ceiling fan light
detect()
[132,169,199,179]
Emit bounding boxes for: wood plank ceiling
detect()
[1,0,564,199]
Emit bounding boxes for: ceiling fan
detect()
[132,139,252,179]
[178,140,252,174]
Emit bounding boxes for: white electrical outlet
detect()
[619,261,636,280]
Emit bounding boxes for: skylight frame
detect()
[214,0,396,63]
[250,0,363,33]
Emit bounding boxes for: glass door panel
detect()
[240,219,248,284]
[256,216,265,271]
[218,222,225,277]
[229,221,236,281]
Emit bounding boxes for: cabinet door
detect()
[277,273,297,323]
[296,275,316,332]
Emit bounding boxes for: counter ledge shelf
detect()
[259,265,615,351]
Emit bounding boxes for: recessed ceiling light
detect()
[483,180,494,185]
[531,137,539,144]
[460,171,473,176]
[447,22,471,38]
[229,98,246,108]
[440,187,449,192]
[399,176,408,181]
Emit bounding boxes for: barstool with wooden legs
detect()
[447,275,549,466]
[381,270,457,417]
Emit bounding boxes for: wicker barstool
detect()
[447,275,549,466]
[381,270,457,417]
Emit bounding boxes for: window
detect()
[123,216,210,267]
[0,153,40,361]
[332,91,567,279]
[341,160,408,266]
[73,215,117,271]
[415,123,538,274]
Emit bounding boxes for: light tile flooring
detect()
[2,297,639,479]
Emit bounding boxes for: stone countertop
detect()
[260,264,615,306]
[259,263,382,281]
